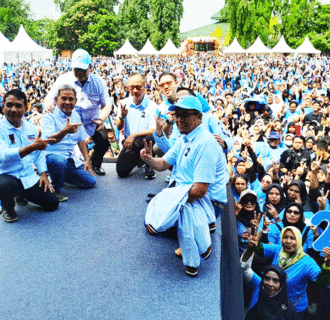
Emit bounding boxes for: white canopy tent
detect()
[158,38,180,55]
[0,25,53,65]
[246,37,271,54]
[294,36,321,54]
[138,39,159,55]
[223,37,246,54]
[114,39,138,56]
[271,36,295,53]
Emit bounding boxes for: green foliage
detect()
[23,19,55,47]
[54,0,118,13]
[49,0,117,55]
[0,0,30,40]
[226,0,321,50]
[117,0,183,51]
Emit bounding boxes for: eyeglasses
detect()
[129,85,144,91]
[74,68,88,74]
[173,112,199,119]
[287,209,300,215]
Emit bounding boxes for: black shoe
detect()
[93,166,105,176]
[145,166,156,180]
[55,192,68,202]
[201,246,212,260]
[185,266,198,277]
[15,197,28,206]
[2,210,18,223]
[209,223,216,234]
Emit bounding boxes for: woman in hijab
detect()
[261,202,314,252]
[242,226,330,317]
[244,264,297,320]
[262,184,286,222]
[305,136,315,156]
[236,189,261,255]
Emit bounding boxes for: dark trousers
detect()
[0,174,59,212]
[91,128,110,169]
[116,136,154,178]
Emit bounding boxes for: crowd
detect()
[1,49,330,319]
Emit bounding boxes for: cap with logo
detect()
[71,49,91,70]
[168,96,203,112]
[268,131,281,140]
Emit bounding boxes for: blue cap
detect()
[169,96,203,112]
[71,49,91,69]
[268,131,281,140]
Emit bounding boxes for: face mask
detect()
[285,141,292,147]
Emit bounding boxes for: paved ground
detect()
[0,164,221,320]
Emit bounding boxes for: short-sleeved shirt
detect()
[0,117,47,189]
[41,106,88,168]
[46,72,112,136]
[163,125,227,203]
[118,95,157,138]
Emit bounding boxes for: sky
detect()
[27,0,225,33]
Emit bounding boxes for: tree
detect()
[49,0,117,56]
[117,0,183,51]
[0,0,30,40]
[54,0,118,13]
[24,19,55,47]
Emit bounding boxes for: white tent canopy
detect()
[0,25,53,65]
[246,37,271,53]
[271,36,295,53]
[158,38,180,55]
[223,37,246,54]
[138,39,159,55]
[114,39,138,56]
[294,36,321,54]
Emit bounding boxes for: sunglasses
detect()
[173,112,199,119]
[287,209,300,215]
[241,197,257,205]
[74,68,88,74]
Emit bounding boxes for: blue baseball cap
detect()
[268,131,281,140]
[71,49,91,70]
[168,96,203,112]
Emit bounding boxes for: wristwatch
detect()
[166,119,174,125]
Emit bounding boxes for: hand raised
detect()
[32,131,56,151]
[120,103,128,119]
[140,139,153,162]
[64,117,83,134]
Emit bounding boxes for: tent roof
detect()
[179,22,229,40]
[158,38,180,55]
[8,25,47,52]
[0,32,10,48]
[114,39,138,56]
[271,36,295,53]
[295,36,321,54]
[246,37,271,53]
[138,39,159,55]
[223,37,246,54]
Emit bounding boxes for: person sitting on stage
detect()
[0,89,59,222]
[40,84,96,202]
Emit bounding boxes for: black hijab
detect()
[237,191,261,228]
[282,202,306,234]
[245,265,297,320]
[286,180,314,212]
[263,184,286,220]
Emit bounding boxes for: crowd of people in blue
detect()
[1,49,330,319]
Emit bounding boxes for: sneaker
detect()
[145,165,156,180]
[185,266,198,277]
[146,224,157,235]
[201,246,212,260]
[2,210,18,223]
[209,223,216,234]
[164,174,171,183]
[56,192,68,202]
[15,197,28,206]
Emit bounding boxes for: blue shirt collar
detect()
[183,124,203,143]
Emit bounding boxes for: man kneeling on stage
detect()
[40,84,96,202]
[141,96,224,277]
[0,89,59,222]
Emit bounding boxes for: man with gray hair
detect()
[40,84,96,202]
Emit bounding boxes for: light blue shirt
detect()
[46,72,112,136]
[40,106,88,167]
[0,118,47,189]
[163,125,227,203]
[119,96,157,138]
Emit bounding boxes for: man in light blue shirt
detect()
[0,89,59,222]
[44,49,112,176]
[41,85,96,201]
[141,95,227,277]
